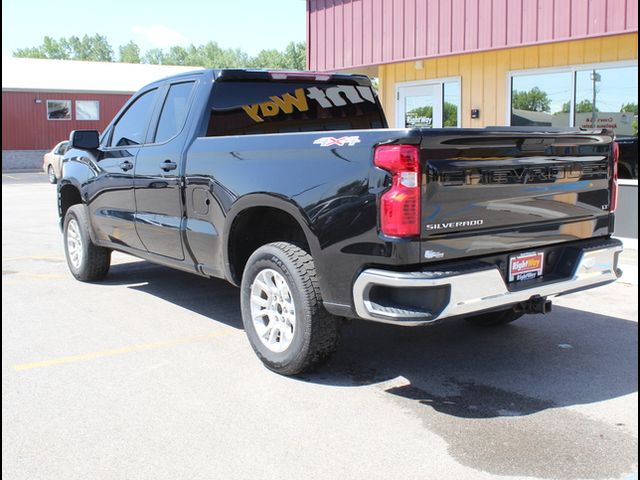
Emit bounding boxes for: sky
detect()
[1,0,307,58]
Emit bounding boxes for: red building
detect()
[2,57,200,170]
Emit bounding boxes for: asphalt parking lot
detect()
[2,172,638,480]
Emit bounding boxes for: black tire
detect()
[240,242,339,375]
[464,307,524,326]
[63,204,111,282]
[47,165,57,184]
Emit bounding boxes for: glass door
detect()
[397,84,443,128]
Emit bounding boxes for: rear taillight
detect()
[374,144,421,237]
[611,141,619,212]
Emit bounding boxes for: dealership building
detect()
[307,0,638,238]
[1,57,200,170]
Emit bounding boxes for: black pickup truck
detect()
[58,69,622,375]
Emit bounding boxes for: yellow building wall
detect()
[378,33,638,128]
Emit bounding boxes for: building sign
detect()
[406,112,433,127]
[576,112,636,135]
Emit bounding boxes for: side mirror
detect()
[69,130,99,150]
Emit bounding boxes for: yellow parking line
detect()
[18,272,65,279]
[14,330,237,372]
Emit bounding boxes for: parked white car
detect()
[42,141,69,184]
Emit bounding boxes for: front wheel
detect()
[240,242,339,375]
[63,204,111,281]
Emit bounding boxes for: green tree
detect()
[14,35,306,70]
[575,99,598,113]
[143,48,165,64]
[196,42,248,68]
[443,101,458,127]
[250,49,288,69]
[560,99,602,114]
[511,87,551,112]
[68,34,113,61]
[11,46,46,59]
[14,36,71,59]
[250,42,305,69]
[119,41,141,63]
[621,102,638,114]
[283,42,306,69]
[164,45,190,65]
[14,34,113,61]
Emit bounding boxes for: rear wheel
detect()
[63,204,111,281]
[240,242,339,375]
[47,165,57,184]
[464,307,524,326]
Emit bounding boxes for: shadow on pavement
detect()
[104,260,638,420]
[103,260,243,329]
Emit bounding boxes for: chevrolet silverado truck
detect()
[58,69,623,375]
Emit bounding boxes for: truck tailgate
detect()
[419,129,615,262]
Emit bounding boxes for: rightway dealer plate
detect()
[509,251,544,282]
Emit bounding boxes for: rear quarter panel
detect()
[184,129,420,308]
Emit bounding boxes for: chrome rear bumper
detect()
[352,240,623,326]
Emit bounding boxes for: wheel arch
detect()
[58,180,83,221]
[223,194,320,286]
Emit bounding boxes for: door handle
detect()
[160,160,178,172]
[119,161,133,171]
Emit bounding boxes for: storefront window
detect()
[574,66,637,137]
[510,72,572,127]
[443,81,460,127]
[510,63,638,180]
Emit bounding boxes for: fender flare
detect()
[222,193,320,284]
[57,158,98,242]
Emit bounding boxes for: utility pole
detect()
[591,70,601,127]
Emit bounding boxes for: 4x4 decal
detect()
[313,136,361,147]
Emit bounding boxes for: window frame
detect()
[46,99,72,121]
[75,100,100,121]
[394,77,462,129]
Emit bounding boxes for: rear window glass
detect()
[207,81,385,136]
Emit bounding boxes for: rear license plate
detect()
[509,251,544,282]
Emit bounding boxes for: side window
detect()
[154,82,196,143]
[110,89,158,147]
